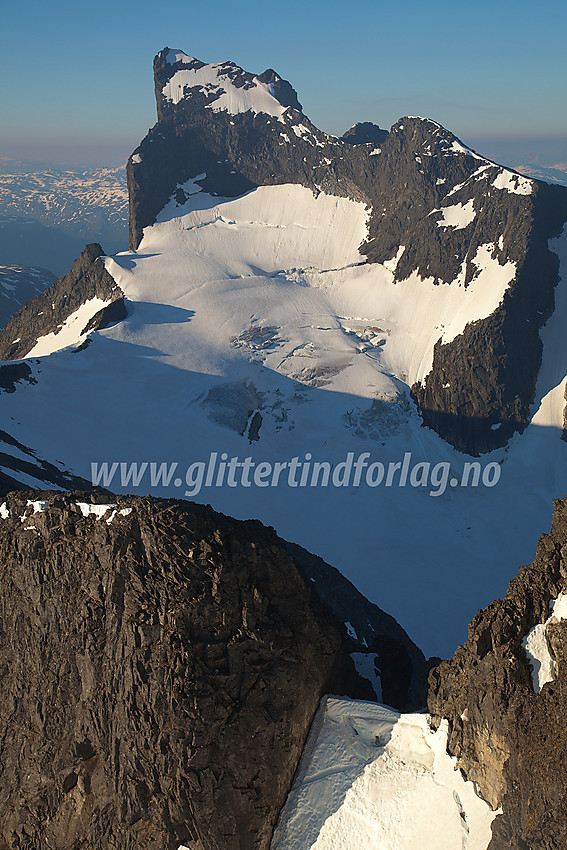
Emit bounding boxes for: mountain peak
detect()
[154,47,302,121]
[341,122,389,146]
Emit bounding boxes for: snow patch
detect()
[76,502,117,519]
[344,621,358,640]
[24,297,112,358]
[450,140,487,162]
[27,499,48,513]
[492,170,533,196]
[0,503,8,519]
[522,592,567,692]
[351,653,382,701]
[272,697,498,849]
[382,245,404,272]
[436,199,476,230]
[165,49,197,65]
[162,60,287,118]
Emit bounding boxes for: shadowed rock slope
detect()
[0,243,126,361]
[428,494,567,849]
[0,491,424,850]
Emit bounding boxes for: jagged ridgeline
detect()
[126,47,567,455]
[1,46,567,661]
[429,494,567,850]
[0,492,424,848]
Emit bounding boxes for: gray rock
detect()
[0,490,425,849]
[0,243,126,360]
[127,48,567,455]
[428,495,567,849]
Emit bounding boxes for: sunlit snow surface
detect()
[24,297,111,357]
[161,50,287,118]
[522,592,567,692]
[4,183,567,657]
[272,697,497,850]
[436,199,476,229]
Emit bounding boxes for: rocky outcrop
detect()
[126,47,567,455]
[0,243,126,361]
[341,122,389,145]
[0,491,425,849]
[0,361,36,392]
[412,181,567,455]
[428,495,567,849]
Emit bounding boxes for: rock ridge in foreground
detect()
[0,490,424,849]
[428,494,567,849]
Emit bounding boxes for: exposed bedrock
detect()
[0,491,424,849]
[428,494,567,849]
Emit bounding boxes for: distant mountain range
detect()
[0,160,128,275]
[515,161,567,187]
[0,264,54,328]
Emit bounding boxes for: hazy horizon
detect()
[1,134,566,174]
[2,0,566,172]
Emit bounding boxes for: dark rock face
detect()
[284,541,425,710]
[127,48,567,455]
[341,121,389,146]
[0,491,425,849]
[0,243,126,361]
[0,361,35,392]
[412,181,567,455]
[428,495,567,849]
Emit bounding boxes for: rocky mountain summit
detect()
[0,243,126,361]
[1,47,567,659]
[125,47,567,455]
[0,491,424,849]
[428,495,567,849]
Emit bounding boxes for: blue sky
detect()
[1,0,566,166]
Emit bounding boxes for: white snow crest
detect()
[523,592,567,692]
[162,60,287,118]
[165,49,197,65]
[272,697,497,849]
[24,297,112,358]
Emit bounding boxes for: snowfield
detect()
[272,697,498,850]
[24,296,111,357]
[3,182,567,658]
[522,592,567,693]
[161,52,288,118]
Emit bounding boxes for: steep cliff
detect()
[0,491,424,849]
[428,495,567,849]
[122,48,567,454]
[0,243,126,361]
